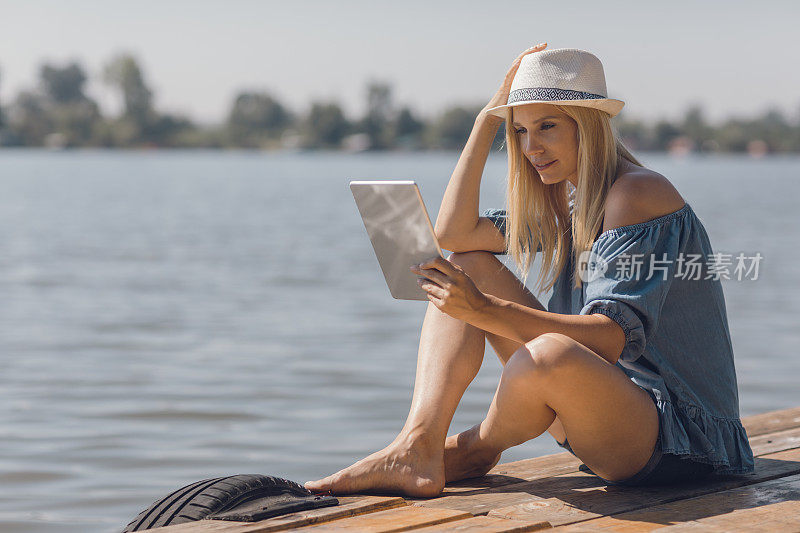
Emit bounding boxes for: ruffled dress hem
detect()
[656,398,755,476]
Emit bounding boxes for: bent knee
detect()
[447,250,498,270]
[503,343,576,392]
[447,251,502,282]
[516,333,586,378]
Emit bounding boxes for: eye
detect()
[541,123,555,131]
[514,127,527,134]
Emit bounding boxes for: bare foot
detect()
[304,441,445,498]
[444,424,502,483]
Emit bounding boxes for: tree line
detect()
[1,54,799,153]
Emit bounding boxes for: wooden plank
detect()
[740,406,800,437]
[296,505,472,531]
[747,425,800,455]
[440,452,584,494]
[418,445,800,524]
[411,516,552,532]
[550,472,800,531]
[657,500,800,532]
[147,496,406,532]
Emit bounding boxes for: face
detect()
[511,103,579,187]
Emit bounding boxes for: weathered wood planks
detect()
[416,430,800,524]
[551,472,800,531]
[284,506,471,531]
[740,406,800,437]
[411,516,551,532]
[412,417,800,521]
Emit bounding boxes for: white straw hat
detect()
[484,48,624,118]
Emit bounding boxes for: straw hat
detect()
[484,48,624,118]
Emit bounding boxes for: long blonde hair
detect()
[503,104,640,292]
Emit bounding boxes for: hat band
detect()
[507,87,606,105]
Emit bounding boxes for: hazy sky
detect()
[1,0,798,124]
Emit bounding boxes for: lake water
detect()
[1,149,798,532]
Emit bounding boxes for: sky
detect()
[1,0,799,125]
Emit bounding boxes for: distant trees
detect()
[0,55,799,153]
[431,105,481,150]
[11,91,52,146]
[227,92,291,148]
[393,107,424,148]
[39,62,100,147]
[301,102,350,149]
[41,62,89,104]
[103,54,153,128]
[614,105,800,154]
[3,61,99,147]
[359,82,393,150]
[101,53,195,146]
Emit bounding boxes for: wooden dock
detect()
[150,406,800,532]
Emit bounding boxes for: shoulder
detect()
[602,165,686,234]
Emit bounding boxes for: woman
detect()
[305,45,755,496]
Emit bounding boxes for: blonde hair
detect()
[503,104,641,293]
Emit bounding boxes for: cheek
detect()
[558,131,578,159]
[550,131,574,155]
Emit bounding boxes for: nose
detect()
[523,135,545,156]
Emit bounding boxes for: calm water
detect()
[1,150,798,532]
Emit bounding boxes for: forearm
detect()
[434,114,503,243]
[470,294,626,365]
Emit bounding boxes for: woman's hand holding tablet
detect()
[410,257,488,321]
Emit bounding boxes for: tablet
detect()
[350,180,443,301]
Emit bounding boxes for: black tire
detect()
[122,474,336,531]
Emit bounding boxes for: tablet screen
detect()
[350,180,443,300]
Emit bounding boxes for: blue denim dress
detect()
[481,202,755,477]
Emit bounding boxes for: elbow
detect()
[604,330,626,366]
[435,229,463,253]
[593,314,626,365]
[608,337,625,366]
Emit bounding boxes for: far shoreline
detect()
[0,147,795,159]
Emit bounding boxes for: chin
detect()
[539,174,565,184]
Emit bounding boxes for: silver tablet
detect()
[350,180,443,301]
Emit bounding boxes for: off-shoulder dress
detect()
[481,197,754,480]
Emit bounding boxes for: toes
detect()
[326,472,354,494]
[303,478,331,493]
[305,472,349,494]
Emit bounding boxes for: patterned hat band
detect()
[507,87,606,104]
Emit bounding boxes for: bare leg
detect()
[442,260,571,482]
[304,251,546,496]
[447,332,660,484]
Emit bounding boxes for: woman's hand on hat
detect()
[410,257,489,322]
[482,43,548,118]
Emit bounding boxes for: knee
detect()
[447,250,496,271]
[446,251,500,284]
[505,333,584,385]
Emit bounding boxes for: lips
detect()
[534,160,557,171]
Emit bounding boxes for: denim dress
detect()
[481,202,755,477]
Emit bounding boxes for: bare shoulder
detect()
[602,165,686,234]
